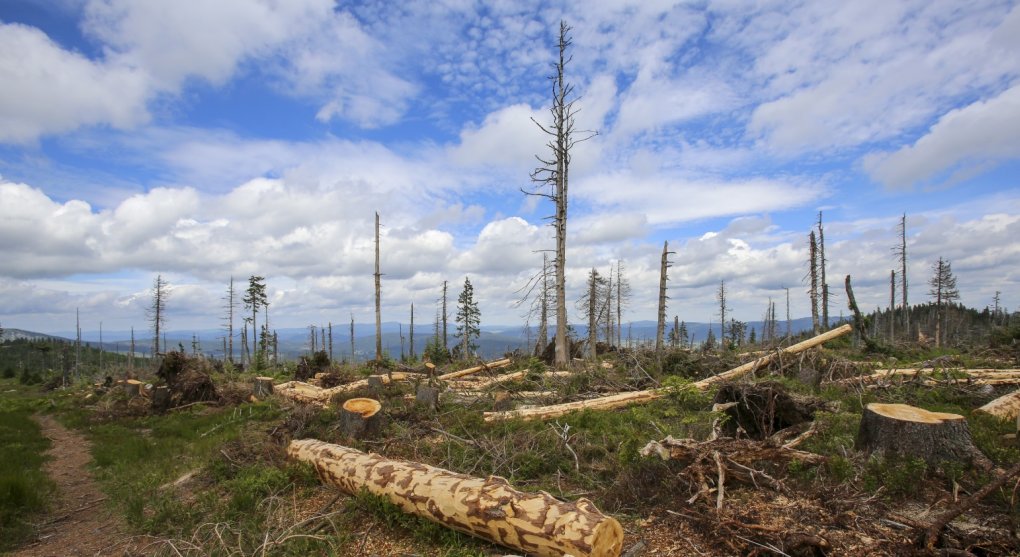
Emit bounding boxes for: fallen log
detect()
[275,381,328,405]
[833,368,1020,385]
[975,388,1020,421]
[288,439,623,557]
[484,324,852,422]
[855,403,992,470]
[451,370,575,390]
[437,358,513,381]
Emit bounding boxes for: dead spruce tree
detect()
[515,253,553,356]
[525,21,595,368]
[223,276,237,364]
[374,212,383,362]
[808,231,820,335]
[717,280,728,347]
[655,241,674,352]
[929,257,960,347]
[893,213,909,337]
[615,260,631,347]
[576,268,608,360]
[148,274,169,356]
[889,270,896,343]
[817,211,830,329]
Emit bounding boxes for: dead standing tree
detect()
[817,211,830,329]
[808,231,820,335]
[525,21,595,368]
[655,241,674,352]
[148,275,169,357]
[374,212,383,362]
[893,213,909,337]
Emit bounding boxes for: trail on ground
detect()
[14,415,146,557]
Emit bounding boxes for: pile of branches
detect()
[156,351,219,407]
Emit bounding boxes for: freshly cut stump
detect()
[340,397,384,439]
[253,376,274,399]
[855,403,991,469]
[123,379,144,398]
[288,439,623,557]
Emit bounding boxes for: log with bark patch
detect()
[975,388,1020,421]
[288,439,623,557]
[484,324,852,422]
[339,398,384,439]
[833,368,1020,385]
[855,403,992,470]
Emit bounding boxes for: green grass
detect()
[0,381,55,551]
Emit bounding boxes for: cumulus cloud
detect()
[0,23,149,143]
[863,85,1020,189]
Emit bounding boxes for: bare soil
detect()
[13,415,150,557]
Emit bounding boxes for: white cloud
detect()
[863,85,1020,189]
[0,23,149,143]
[577,172,827,225]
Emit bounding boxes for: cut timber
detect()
[855,403,991,470]
[834,368,1020,385]
[275,381,328,406]
[253,376,274,399]
[484,324,851,422]
[437,358,512,380]
[975,388,1020,421]
[324,372,411,397]
[340,398,384,439]
[288,439,623,557]
[450,370,575,391]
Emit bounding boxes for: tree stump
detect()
[415,384,440,410]
[151,385,171,412]
[123,379,144,398]
[341,398,384,439]
[855,403,992,470]
[493,391,513,412]
[253,376,274,399]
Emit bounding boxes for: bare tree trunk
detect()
[328,321,333,362]
[129,327,135,374]
[809,232,820,335]
[898,213,909,337]
[656,241,670,352]
[375,212,383,362]
[785,287,791,343]
[817,211,829,329]
[75,307,81,377]
[616,262,623,347]
[350,314,355,364]
[588,268,597,361]
[604,266,613,348]
[889,270,896,343]
[409,303,415,360]
[718,280,727,347]
[442,280,448,353]
[226,277,235,363]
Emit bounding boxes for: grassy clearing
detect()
[0,379,54,551]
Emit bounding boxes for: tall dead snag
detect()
[374,212,383,362]
[889,270,896,343]
[288,440,623,557]
[149,275,170,356]
[894,213,909,337]
[655,241,672,352]
[223,276,236,363]
[808,231,820,335]
[527,22,595,369]
[484,324,852,422]
[856,403,992,471]
[844,274,877,351]
[817,211,829,329]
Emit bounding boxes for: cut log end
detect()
[342,397,382,418]
[866,403,963,424]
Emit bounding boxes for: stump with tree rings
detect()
[253,376,274,399]
[855,403,992,470]
[341,398,384,439]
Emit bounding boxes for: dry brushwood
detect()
[640,436,826,506]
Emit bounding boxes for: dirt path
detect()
[13,415,148,557]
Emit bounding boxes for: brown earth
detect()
[12,415,151,557]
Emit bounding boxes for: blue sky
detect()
[1,0,1018,336]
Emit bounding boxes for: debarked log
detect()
[975,388,1020,421]
[484,324,852,422]
[288,439,623,557]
